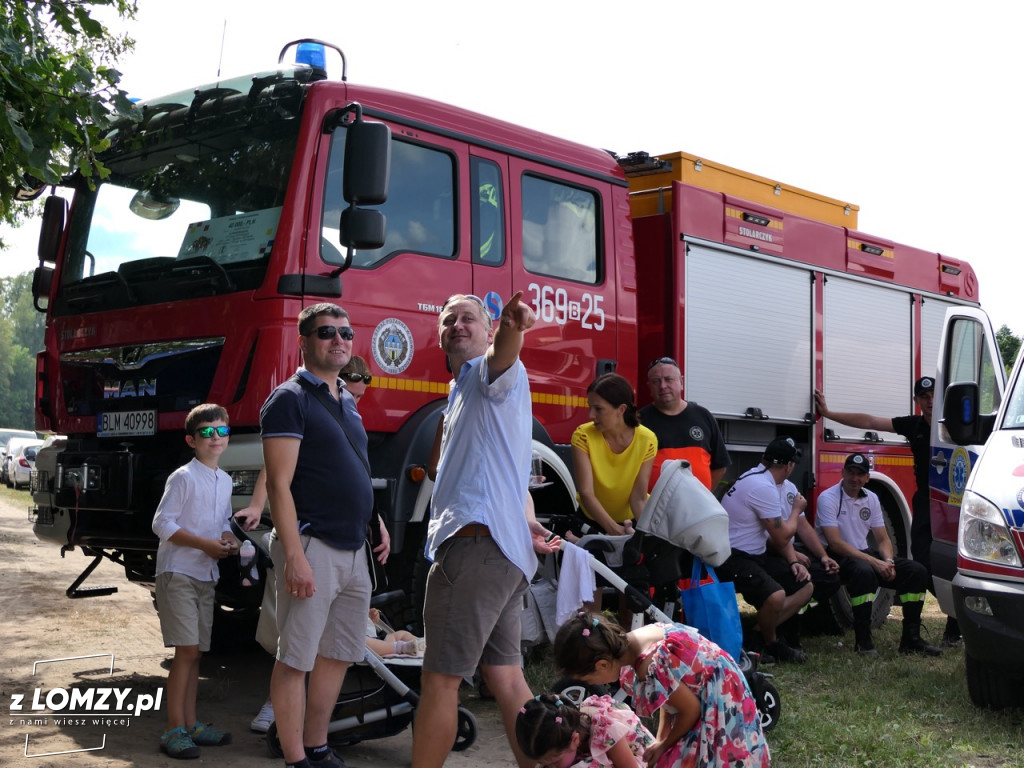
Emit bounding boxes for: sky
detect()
[2,0,1021,335]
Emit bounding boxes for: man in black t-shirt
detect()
[640,357,730,493]
[814,376,960,646]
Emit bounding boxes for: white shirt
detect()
[765,478,804,541]
[428,355,537,579]
[152,457,233,581]
[720,464,780,555]
[814,481,884,552]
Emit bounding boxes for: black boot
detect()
[941,616,962,647]
[852,601,877,657]
[899,605,942,657]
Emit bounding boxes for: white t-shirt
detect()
[814,481,884,551]
[721,464,780,555]
[764,478,804,542]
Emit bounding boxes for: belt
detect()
[452,524,491,538]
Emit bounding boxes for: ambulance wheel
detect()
[266,722,282,758]
[452,706,477,751]
[966,653,1024,709]
[755,679,781,732]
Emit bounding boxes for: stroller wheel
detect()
[452,706,477,751]
[551,677,610,707]
[266,721,283,758]
[754,677,781,732]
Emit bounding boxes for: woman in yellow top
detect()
[571,373,657,535]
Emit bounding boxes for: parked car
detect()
[2,436,41,487]
[9,440,43,489]
[0,429,36,484]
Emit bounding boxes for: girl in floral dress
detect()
[516,692,654,768]
[553,613,770,767]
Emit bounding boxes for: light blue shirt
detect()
[428,354,537,580]
[152,457,233,581]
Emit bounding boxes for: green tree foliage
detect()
[0,274,41,428]
[1,1,139,242]
[996,324,1021,376]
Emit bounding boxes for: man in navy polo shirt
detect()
[261,303,382,768]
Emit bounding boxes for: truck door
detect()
[929,306,1006,614]
[509,158,617,441]
[468,150,512,320]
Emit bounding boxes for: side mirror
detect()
[32,266,53,313]
[942,381,989,446]
[340,207,386,250]
[343,119,390,205]
[38,195,67,264]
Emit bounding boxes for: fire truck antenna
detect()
[216,20,227,80]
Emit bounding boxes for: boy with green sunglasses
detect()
[151,403,236,758]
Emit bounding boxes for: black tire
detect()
[266,721,282,758]
[828,586,894,630]
[754,678,781,732]
[965,653,1024,710]
[452,706,477,751]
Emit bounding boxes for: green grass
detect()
[524,603,1024,768]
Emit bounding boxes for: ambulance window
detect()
[472,159,504,266]
[521,175,598,283]
[946,317,1002,415]
[321,132,456,267]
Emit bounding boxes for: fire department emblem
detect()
[371,318,414,375]
[859,506,871,521]
[689,426,704,441]
[787,491,796,506]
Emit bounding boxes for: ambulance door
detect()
[929,306,1006,614]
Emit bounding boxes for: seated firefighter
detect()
[814,452,941,657]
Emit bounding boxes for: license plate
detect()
[97,410,157,437]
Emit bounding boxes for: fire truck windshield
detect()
[53,71,307,315]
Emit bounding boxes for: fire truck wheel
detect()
[828,586,895,630]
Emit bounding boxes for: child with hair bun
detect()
[515,692,653,768]
[553,613,769,768]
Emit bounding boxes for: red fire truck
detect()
[26,41,985,636]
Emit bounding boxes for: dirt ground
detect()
[0,495,515,768]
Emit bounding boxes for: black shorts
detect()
[715,550,784,609]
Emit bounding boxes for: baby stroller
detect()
[540,460,782,732]
[229,522,478,756]
[265,589,478,756]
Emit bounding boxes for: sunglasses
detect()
[307,325,355,341]
[647,356,679,370]
[195,426,230,438]
[441,294,488,313]
[342,372,372,384]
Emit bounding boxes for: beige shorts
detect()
[155,572,216,651]
[272,535,371,672]
[422,536,528,678]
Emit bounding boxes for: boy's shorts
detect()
[272,535,371,672]
[421,535,527,678]
[155,572,216,651]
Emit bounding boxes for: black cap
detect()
[764,437,801,465]
[914,377,935,397]
[844,452,871,474]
